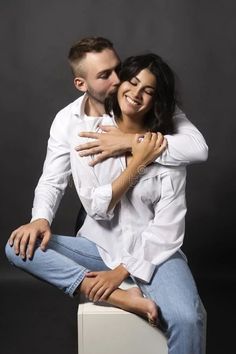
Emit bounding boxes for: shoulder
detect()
[47,95,85,143]
[54,95,85,122]
[50,95,85,132]
[172,105,188,122]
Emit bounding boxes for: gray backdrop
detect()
[0,1,235,353]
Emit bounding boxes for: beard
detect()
[86,88,106,104]
[86,85,118,105]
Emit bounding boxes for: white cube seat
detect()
[78,281,168,354]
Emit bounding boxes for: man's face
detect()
[80,49,120,104]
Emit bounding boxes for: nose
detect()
[132,85,142,98]
[111,70,120,85]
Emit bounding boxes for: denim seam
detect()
[66,268,88,298]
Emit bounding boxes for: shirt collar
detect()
[71,93,88,117]
[71,93,113,120]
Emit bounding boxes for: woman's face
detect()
[117,68,156,119]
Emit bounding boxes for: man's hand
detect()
[84,264,129,302]
[75,126,133,166]
[8,218,51,259]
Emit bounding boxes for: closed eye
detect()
[144,88,154,96]
[129,78,138,86]
[98,71,112,79]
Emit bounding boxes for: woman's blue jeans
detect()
[5,234,206,354]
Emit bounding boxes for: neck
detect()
[116,114,147,134]
[84,97,105,117]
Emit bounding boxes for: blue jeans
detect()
[5,235,206,354]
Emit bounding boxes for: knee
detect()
[180,307,204,331]
[168,299,206,334]
[5,242,16,264]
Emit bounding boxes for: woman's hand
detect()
[131,132,167,167]
[84,265,129,302]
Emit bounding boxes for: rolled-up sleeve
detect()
[70,145,115,220]
[77,184,115,220]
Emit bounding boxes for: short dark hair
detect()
[105,53,177,134]
[68,36,114,76]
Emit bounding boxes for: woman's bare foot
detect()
[125,287,158,325]
[79,277,158,325]
[107,286,158,325]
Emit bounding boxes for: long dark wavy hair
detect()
[105,53,177,134]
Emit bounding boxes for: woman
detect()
[6,53,206,354]
[69,53,206,353]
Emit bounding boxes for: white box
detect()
[78,283,168,354]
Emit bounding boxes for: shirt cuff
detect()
[79,183,115,220]
[121,252,156,283]
[92,184,115,220]
[31,208,53,225]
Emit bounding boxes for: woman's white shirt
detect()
[70,114,187,283]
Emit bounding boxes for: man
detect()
[6,36,208,354]
[8,36,208,260]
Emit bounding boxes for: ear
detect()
[74,77,87,93]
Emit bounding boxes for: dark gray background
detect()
[1,1,235,353]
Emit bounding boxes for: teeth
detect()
[126,96,139,106]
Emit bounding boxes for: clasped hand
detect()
[131,132,167,166]
[84,265,129,303]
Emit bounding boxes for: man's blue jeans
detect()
[5,234,206,354]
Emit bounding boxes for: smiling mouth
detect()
[125,95,140,106]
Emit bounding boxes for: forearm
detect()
[109,161,140,211]
[109,133,165,211]
[108,157,144,211]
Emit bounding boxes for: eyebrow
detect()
[97,69,111,76]
[97,63,120,77]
